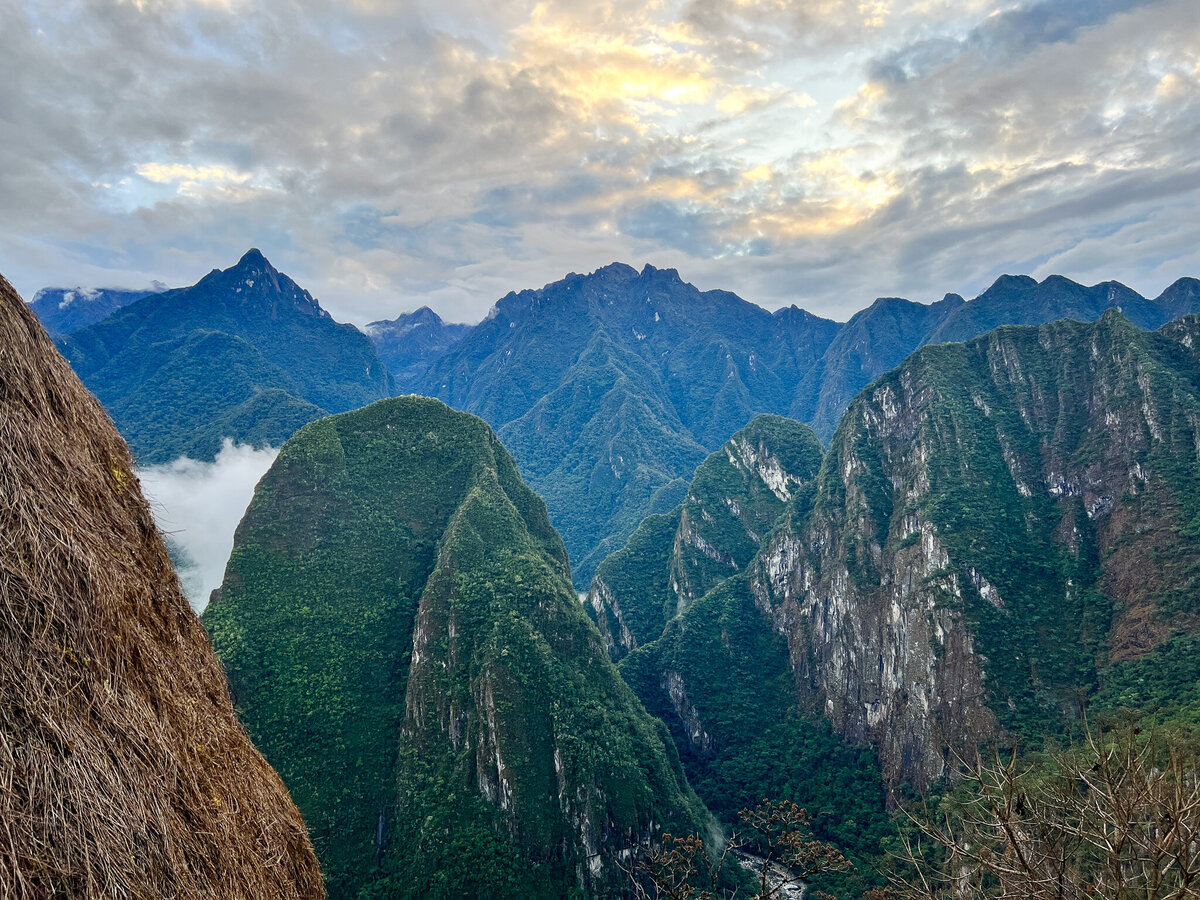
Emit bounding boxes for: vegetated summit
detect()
[0,273,323,898]
[203,396,708,899]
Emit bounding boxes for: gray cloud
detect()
[0,0,1197,326]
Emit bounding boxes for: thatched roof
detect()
[0,274,324,898]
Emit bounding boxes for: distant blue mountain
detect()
[58,249,390,463]
[365,306,471,393]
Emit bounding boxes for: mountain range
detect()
[12,247,1200,899]
[36,251,1200,588]
[201,307,1200,895]
[416,264,1200,585]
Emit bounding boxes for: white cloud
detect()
[0,0,1197,323]
[137,438,278,613]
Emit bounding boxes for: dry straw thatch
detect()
[0,274,324,898]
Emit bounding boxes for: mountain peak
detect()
[987,273,1039,292]
[592,262,639,281]
[366,305,448,334]
[1158,276,1200,303]
[641,263,682,282]
[236,247,272,270]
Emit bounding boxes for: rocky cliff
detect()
[588,414,823,661]
[752,311,1200,788]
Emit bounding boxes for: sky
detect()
[2,0,1199,325]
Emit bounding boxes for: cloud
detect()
[1,0,1198,324]
[136,439,278,612]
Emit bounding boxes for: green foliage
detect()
[621,579,893,899]
[498,328,709,588]
[590,415,825,661]
[1092,632,1200,727]
[205,396,706,898]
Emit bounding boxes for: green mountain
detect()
[29,284,163,336]
[58,249,390,463]
[422,263,842,586]
[748,310,1200,790]
[587,414,891,898]
[587,414,823,662]
[365,307,471,393]
[203,397,706,898]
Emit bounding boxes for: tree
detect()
[631,799,852,899]
[889,722,1200,899]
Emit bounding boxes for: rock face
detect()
[204,397,706,898]
[752,311,1200,789]
[588,414,824,661]
[0,274,323,898]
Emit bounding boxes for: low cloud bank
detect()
[137,439,279,613]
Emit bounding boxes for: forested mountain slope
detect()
[203,397,707,898]
[423,265,1200,583]
[752,310,1200,789]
